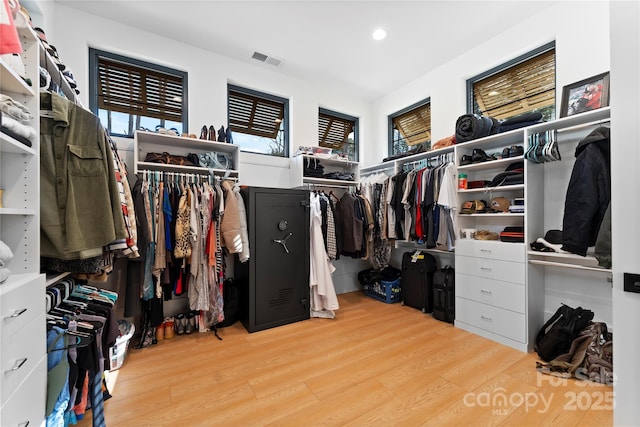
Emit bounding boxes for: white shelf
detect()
[135,130,238,154]
[296,154,358,168]
[458,184,524,193]
[134,130,240,178]
[0,208,36,216]
[301,177,357,187]
[457,155,524,171]
[528,259,611,274]
[0,132,35,155]
[458,213,524,217]
[394,240,454,255]
[291,153,359,188]
[45,272,72,287]
[0,58,35,96]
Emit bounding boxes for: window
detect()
[318,108,359,161]
[89,48,188,138]
[468,42,556,121]
[227,84,289,157]
[388,98,431,156]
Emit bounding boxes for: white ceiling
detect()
[55,0,554,101]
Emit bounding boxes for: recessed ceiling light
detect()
[372,28,387,41]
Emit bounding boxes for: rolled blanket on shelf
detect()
[497,111,544,133]
[455,114,498,143]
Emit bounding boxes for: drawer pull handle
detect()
[480,289,493,295]
[5,308,28,319]
[480,249,492,253]
[481,315,493,322]
[6,357,27,373]
[480,267,493,272]
[18,422,30,427]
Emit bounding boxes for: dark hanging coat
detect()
[561,127,611,256]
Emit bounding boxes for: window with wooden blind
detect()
[318,108,358,161]
[227,84,289,157]
[389,98,431,156]
[468,42,556,121]
[89,48,188,138]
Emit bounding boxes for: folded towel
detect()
[1,113,36,142]
[0,94,34,123]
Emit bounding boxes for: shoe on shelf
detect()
[164,317,175,339]
[200,125,208,140]
[217,125,226,142]
[208,125,216,141]
[471,148,492,163]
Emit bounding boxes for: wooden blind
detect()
[474,49,555,119]
[318,113,354,149]
[228,89,284,139]
[97,57,183,122]
[393,103,431,146]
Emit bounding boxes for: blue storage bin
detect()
[364,278,401,304]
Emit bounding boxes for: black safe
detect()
[234,187,310,332]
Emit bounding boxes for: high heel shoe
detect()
[208,125,216,141]
[200,125,208,140]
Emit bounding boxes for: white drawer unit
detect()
[456,273,525,313]
[455,240,525,262]
[0,274,45,416]
[455,297,526,343]
[1,312,46,405]
[1,357,46,427]
[455,255,525,285]
[1,274,45,339]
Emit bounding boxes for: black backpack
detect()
[217,278,239,328]
[535,304,594,362]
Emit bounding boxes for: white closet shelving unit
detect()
[525,107,612,330]
[359,108,612,352]
[0,25,46,426]
[452,107,612,352]
[134,130,240,178]
[290,154,359,189]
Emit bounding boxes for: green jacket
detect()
[40,92,127,259]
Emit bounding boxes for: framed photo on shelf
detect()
[560,72,610,118]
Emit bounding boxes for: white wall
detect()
[47,4,373,189]
[610,1,640,425]
[369,2,610,167]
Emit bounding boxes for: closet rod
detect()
[304,183,355,190]
[360,163,395,175]
[553,118,611,135]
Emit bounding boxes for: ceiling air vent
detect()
[251,51,284,68]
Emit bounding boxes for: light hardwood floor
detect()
[78,291,613,426]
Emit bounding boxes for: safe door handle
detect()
[5,357,27,373]
[272,232,293,254]
[4,308,27,319]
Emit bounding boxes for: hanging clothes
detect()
[309,193,339,317]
